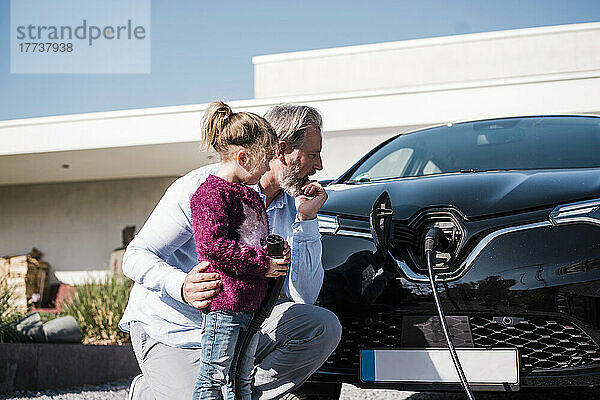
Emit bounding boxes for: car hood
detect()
[322,168,600,220]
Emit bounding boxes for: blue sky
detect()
[1,0,599,121]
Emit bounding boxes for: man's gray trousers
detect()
[130,301,342,400]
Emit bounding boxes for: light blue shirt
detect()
[118,164,324,348]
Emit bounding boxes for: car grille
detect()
[470,316,600,371]
[321,312,600,375]
[322,312,404,373]
[391,223,419,247]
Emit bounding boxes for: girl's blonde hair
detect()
[201,101,278,169]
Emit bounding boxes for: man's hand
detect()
[182,261,222,309]
[264,240,291,277]
[295,180,328,221]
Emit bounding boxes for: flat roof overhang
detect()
[2,74,600,185]
[3,21,600,185]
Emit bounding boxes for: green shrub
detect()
[0,279,16,321]
[59,275,133,345]
[0,279,24,342]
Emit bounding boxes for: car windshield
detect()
[348,116,600,182]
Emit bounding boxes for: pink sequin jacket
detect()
[190,174,270,313]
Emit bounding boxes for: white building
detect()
[2,22,600,280]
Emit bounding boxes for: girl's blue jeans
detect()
[192,310,258,400]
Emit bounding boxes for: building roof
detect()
[2,22,600,185]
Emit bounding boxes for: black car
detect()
[298,116,600,399]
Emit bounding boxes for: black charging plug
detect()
[424,226,452,255]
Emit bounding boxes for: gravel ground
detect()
[339,385,599,400]
[2,381,598,400]
[0,380,130,400]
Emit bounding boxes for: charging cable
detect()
[424,227,475,400]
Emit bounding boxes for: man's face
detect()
[279,126,323,196]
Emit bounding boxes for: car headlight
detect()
[549,199,600,226]
[317,214,339,234]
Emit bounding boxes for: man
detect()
[120,104,342,400]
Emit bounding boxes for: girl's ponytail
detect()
[201,101,233,152]
[200,100,277,167]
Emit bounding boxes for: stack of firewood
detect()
[0,249,49,312]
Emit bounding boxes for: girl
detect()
[191,101,289,400]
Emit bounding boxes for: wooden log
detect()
[8,256,28,275]
[0,258,8,278]
[3,254,50,311]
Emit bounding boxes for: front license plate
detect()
[361,348,519,387]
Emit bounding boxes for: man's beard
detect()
[278,158,315,197]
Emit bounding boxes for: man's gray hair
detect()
[264,104,323,149]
